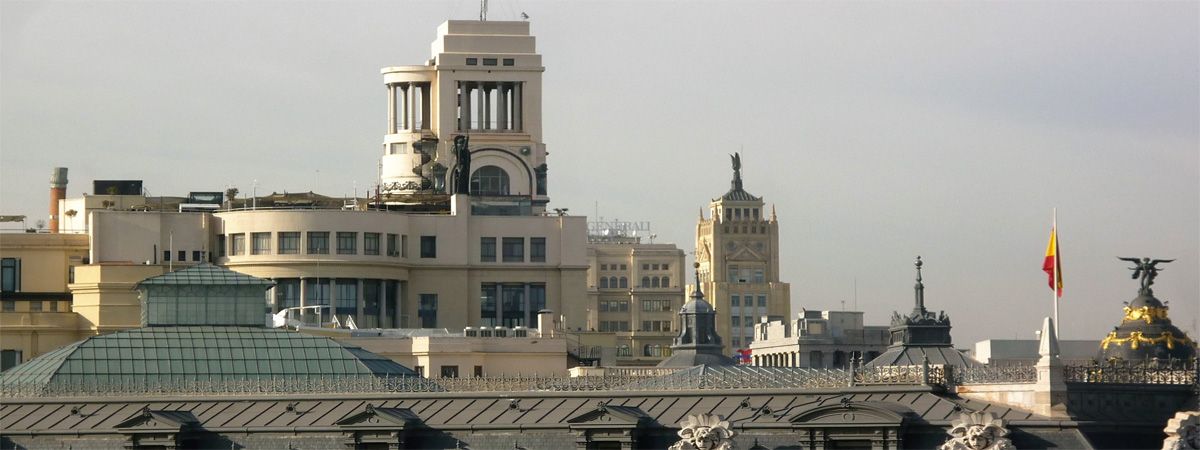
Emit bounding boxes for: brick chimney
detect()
[49,167,68,233]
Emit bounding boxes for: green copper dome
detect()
[1,326,417,393]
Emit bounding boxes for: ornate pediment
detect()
[788,399,910,426]
[726,244,765,262]
[115,408,199,432]
[567,403,650,429]
[336,404,422,429]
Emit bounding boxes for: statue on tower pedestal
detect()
[452,135,472,195]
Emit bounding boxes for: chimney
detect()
[49,167,68,233]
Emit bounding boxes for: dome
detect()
[679,298,714,314]
[1,326,417,394]
[1099,292,1196,362]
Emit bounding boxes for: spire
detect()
[770,204,776,222]
[913,255,925,314]
[691,262,704,301]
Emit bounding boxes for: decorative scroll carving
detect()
[939,412,1015,450]
[1124,305,1170,324]
[670,413,735,450]
[1101,330,1193,350]
[1163,411,1200,450]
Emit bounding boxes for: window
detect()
[420,236,437,258]
[480,285,498,327]
[662,264,669,270]
[401,235,409,257]
[727,265,738,283]
[276,279,301,309]
[364,233,380,255]
[279,232,300,254]
[661,276,670,287]
[305,278,331,306]
[336,279,357,316]
[731,295,740,307]
[49,301,59,312]
[651,277,660,288]
[251,232,271,255]
[466,57,478,65]
[337,232,357,254]
[619,264,627,270]
[480,237,496,262]
[482,58,497,66]
[652,264,660,270]
[758,295,767,307]
[0,350,21,372]
[732,316,741,327]
[530,237,546,262]
[641,276,650,288]
[178,250,186,262]
[470,166,510,196]
[216,235,226,257]
[414,365,425,377]
[441,365,460,378]
[753,269,765,283]
[502,237,524,262]
[474,365,484,377]
[386,233,398,256]
[619,277,628,288]
[642,264,649,270]
[307,232,329,254]
[419,294,438,327]
[598,278,609,289]
[600,264,608,271]
[502,58,515,66]
[1,301,12,312]
[1,258,19,292]
[163,251,171,262]
[192,250,203,261]
[29,301,42,312]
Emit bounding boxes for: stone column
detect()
[483,84,492,130]
[387,84,396,134]
[420,83,431,130]
[476,82,485,130]
[379,280,389,328]
[458,82,469,131]
[356,278,365,327]
[513,82,522,131]
[497,83,508,130]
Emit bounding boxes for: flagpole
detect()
[1052,208,1059,337]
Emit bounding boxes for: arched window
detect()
[618,277,628,288]
[609,276,618,288]
[643,344,653,357]
[599,278,609,289]
[651,277,661,288]
[469,165,510,196]
[661,276,670,287]
[641,277,650,288]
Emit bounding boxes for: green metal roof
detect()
[137,263,274,287]
[1,326,416,392]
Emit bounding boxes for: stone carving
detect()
[671,413,736,450]
[1163,411,1200,450]
[939,412,1015,450]
[1118,257,1174,293]
[452,135,471,195]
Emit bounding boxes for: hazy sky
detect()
[2,1,1197,347]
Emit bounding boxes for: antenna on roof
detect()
[480,0,488,21]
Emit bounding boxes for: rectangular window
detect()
[530,284,546,313]
[731,295,740,307]
[49,300,59,312]
[758,295,767,307]
[337,232,357,254]
[279,232,300,254]
[732,316,741,327]
[0,350,22,372]
[401,235,409,258]
[29,301,42,312]
[305,278,331,306]
[727,265,738,283]
[216,235,227,257]
[420,236,437,258]
[502,58,514,66]
[441,365,459,378]
[480,284,497,327]
[163,251,171,262]
[619,264,627,270]
[414,365,425,377]
[276,278,301,309]
[308,232,330,254]
[474,365,484,377]
[364,233,380,255]
[1,258,19,292]
[192,250,203,261]
[251,232,271,255]
[178,250,186,262]
[753,269,765,283]
[419,294,438,327]
[482,58,497,66]
[386,233,398,256]
[466,57,478,65]
[600,264,608,271]
[642,321,651,332]
[530,237,546,262]
[502,237,524,262]
[642,264,650,270]
[336,279,357,316]
[501,284,526,327]
[662,263,669,270]
[480,237,496,262]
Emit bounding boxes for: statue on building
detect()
[1118,257,1174,293]
[729,152,743,191]
[939,412,1016,450]
[670,413,735,450]
[452,135,471,195]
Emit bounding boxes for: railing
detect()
[952,365,1039,385]
[854,364,946,386]
[1063,360,1197,385]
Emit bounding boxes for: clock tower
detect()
[692,153,791,355]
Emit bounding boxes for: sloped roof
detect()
[717,187,761,202]
[137,263,274,287]
[0,326,416,393]
[863,345,983,368]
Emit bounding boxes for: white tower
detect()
[380,21,548,213]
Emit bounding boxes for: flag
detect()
[1043,226,1063,297]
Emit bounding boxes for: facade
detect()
[749,309,890,368]
[693,154,790,355]
[579,227,686,365]
[0,232,89,369]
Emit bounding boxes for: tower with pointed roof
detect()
[864,257,981,368]
[658,264,736,367]
[692,153,791,355]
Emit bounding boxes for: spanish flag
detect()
[1043,226,1063,297]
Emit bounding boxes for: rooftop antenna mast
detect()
[480,0,488,21]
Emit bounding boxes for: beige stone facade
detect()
[0,233,89,367]
[693,168,791,355]
[749,310,889,368]
[577,238,686,365]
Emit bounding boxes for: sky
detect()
[2,0,1197,347]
